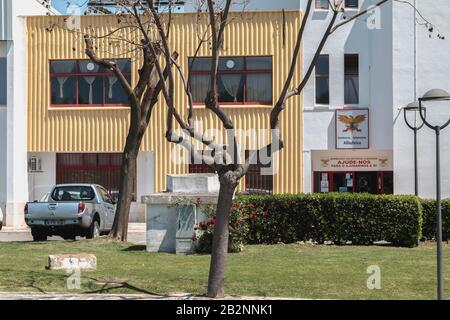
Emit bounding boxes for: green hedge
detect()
[420,199,450,241]
[232,193,423,247]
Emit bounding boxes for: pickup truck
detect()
[25,184,117,241]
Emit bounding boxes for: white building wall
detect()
[393,0,450,198]
[132,152,155,222]
[0,41,7,212]
[0,107,6,212]
[27,153,56,202]
[302,0,393,193]
[0,0,49,227]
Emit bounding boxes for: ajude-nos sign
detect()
[312,150,393,172]
[325,158,381,170]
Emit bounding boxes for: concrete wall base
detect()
[130,203,145,223]
[4,202,26,228]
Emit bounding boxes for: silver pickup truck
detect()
[25,184,117,241]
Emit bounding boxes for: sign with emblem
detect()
[312,150,393,172]
[336,109,369,149]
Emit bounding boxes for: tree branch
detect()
[84,35,140,117]
[331,0,389,33]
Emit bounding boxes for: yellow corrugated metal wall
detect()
[27,11,302,193]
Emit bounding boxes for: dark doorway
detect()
[355,172,378,194]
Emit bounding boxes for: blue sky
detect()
[52,0,87,14]
[52,0,300,14]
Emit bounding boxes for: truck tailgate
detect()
[28,202,80,220]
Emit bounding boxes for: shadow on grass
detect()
[0,269,68,294]
[84,277,170,297]
[122,245,147,252]
[27,274,47,294]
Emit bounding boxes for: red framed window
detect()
[345,0,359,8]
[56,153,136,201]
[188,56,273,105]
[50,59,131,108]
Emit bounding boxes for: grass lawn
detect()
[0,239,449,299]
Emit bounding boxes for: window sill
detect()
[314,103,331,108]
[48,106,130,111]
[304,105,333,112]
[343,8,360,12]
[342,104,361,108]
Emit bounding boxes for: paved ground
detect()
[0,292,198,300]
[0,292,295,300]
[0,223,146,244]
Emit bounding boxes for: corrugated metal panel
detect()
[27,11,302,193]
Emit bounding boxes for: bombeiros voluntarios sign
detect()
[336,108,370,149]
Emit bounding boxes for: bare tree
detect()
[83,3,178,241]
[78,0,441,296]
[149,0,441,298]
[149,0,389,298]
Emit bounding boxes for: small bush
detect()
[194,205,246,254]
[421,199,450,241]
[232,193,423,247]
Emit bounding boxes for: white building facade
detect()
[302,0,450,198]
[0,0,49,227]
[1,0,450,229]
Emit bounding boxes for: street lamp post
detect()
[404,102,426,196]
[418,88,450,301]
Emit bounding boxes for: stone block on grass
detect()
[47,253,97,270]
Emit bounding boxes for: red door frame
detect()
[56,153,125,196]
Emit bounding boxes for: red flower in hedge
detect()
[210,218,216,226]
[232,203,238,209]
[252,211,258,219]
[248,204,254,209]
[263,210,270,217]
[196,197,203,205]
[192,236,198,241]
[239,205,244,211]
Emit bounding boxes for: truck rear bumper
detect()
[25,214,93,229]
[27,224,88,237]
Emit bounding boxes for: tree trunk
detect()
[109,130,143,242]
[207,176,236,298]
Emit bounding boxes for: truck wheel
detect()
[31,229,47,242]
[86,220,100,239]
